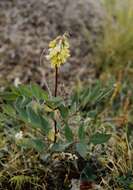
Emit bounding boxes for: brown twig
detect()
[54,66,58,143]
[54,66,58,97]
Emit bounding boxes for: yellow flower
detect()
[46,34,70,68]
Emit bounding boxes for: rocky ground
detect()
[0,0,105,96]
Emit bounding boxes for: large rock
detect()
[0,0,104,87]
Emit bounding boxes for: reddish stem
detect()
[54,66,58,143]
[54,66,58,97]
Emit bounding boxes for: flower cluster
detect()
[46,34,70,68]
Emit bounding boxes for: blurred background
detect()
[0,0,106,92]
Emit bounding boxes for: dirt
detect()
[0,0,105,95]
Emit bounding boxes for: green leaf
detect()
[78,125,85,142]
[76,143,87,158]
[15,97,31,122]
[3,104,16,117]
[16,106,29,122]
[18,85,32,97]
[31,138,45,152]
[51,142,71,152]
[59,104,69,119]
[71,91,79,105]
[15,96,32,108]
[26,107,50,133]
[79,81,113,110]
[90,132,111,145]
[40,154,51,162]
[46,97,63,109]
[87,110,97,118]
[64,125,73,142]
[15,98,50,134]
[0,92,18,101]
[30,83,48,101]
[19,138,45,152]
[80,163,97,181]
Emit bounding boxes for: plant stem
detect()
[54,66,58,97]
[54,66,58,143]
